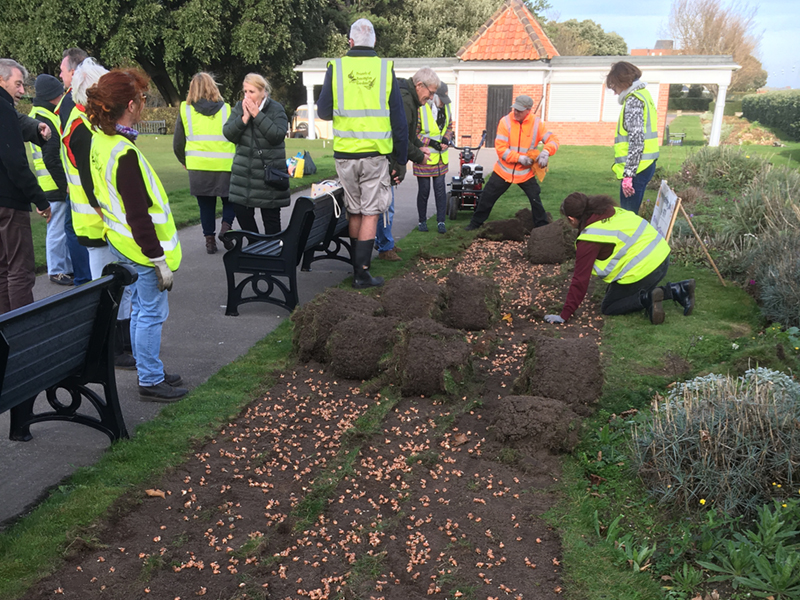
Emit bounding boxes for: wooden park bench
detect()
[138,120,167,135]
[222,191,351,315]
[301,186,353,272]
[0,264,136,442]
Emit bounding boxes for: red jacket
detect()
[493,111,559,184]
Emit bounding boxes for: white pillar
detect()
[709,84,728,147]
[306,85,316,140]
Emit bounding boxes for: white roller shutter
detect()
[547,83,602,122]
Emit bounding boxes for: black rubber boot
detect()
[668,279,696,316]
[118,318,133,352]
[114,320,136,370]
[350,237,358,280]
[352,240,384,289]
[641,288,665,325]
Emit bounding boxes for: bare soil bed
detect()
[24,233,605,600]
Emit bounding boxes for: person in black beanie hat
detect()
[30,74,74,285]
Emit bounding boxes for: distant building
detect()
[631,40,676,57]
[296,1,738,146]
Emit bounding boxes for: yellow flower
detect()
[700,499,706,505]
[782,504,787,508]
[778,484,782,488]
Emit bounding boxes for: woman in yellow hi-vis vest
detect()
[414,82,453,235]
[606,61,659,215]
[173,73,235,254]
[544,193,695,326]
[85,69,187,402]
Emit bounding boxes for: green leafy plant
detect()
[734,544,800,599]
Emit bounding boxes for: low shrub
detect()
[723,166,800,239]
[679,146,769,195]
[668,97,713,111]
[141,107,180,133]
[742,230,800,327]
[742,91,800,141]
[631,367,800,516]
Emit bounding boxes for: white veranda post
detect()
[306,85,317,140]
[708,84,728,147]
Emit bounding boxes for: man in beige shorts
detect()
[317,18,408,288]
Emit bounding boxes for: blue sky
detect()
[548,0,800,89]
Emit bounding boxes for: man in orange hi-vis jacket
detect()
[465,95,559,231]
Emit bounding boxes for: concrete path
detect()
[0,152,465,526]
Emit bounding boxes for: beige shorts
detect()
[335,156,392,216]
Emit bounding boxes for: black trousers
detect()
[233,204,281,235]
[601,257,670,315]
[469,173,549,228]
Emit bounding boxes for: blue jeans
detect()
[416,174,447,223]
[375,186,395,252]
[46,201,72,275]
[619,161,657,215]
[64,198,92,285]
[197,195,235,236]
[110,244,169,386]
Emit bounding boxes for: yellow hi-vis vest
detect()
[90,130,182,270]
[613,87,659,179]
[418,102,450,166]
[27,106,59,192]
[577,209,670,284]
[330,56,393,154]
[61,106,105,242]
[179,102,235,171]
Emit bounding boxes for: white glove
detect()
[152,256,173,292]
[518,155,533,167]
[537,149,549,167]
[544,314,565,324]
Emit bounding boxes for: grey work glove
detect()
[518,155,533,167]
[537,149,549,167]
[152,256,173,292]
[544,314,565,324]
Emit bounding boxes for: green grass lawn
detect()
[30,137,337,273]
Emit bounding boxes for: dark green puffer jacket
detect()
[223,98,291,209]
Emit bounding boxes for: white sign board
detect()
[651,180,680,241]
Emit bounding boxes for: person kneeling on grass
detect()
[544,192,696,325]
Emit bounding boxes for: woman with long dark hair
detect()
[85,69,187,401]
[173,72,235,254]
[544,192,695,325]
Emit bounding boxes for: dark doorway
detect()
[486,85,513,147]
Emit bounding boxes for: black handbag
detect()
[251,123,290,191]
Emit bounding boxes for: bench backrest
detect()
[305,193,339,253]
[0,267,133,411]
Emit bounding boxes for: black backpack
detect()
[303,150,317,175]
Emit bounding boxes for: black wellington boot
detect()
[352,240,384,289]
[641,288,665,325]
[669,279,696,316]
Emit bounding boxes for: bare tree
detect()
[668,0,765,97]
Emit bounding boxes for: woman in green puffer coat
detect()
[223,73,290,234]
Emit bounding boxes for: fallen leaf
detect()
[145,489,166,499]
[553,586,563,594]
[452,434,469,447]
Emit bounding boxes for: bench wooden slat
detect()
[301,188,353,272]
[222,193,348,315]
[0,264,137,441]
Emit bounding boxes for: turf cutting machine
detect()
[446,130,487,220]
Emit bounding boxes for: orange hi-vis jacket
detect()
[493,111,559,184]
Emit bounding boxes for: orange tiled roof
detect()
[456,0,559,61]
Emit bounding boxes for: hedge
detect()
[708,100,742,116]
[741,91,800,141]
[668,97,712,111]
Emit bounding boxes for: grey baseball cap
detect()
[436,81,451,105]
[511,94,533,111]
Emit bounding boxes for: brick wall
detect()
[456,84,487,145]
[456,82,669,146]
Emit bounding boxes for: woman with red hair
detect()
[85,69,186,401]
